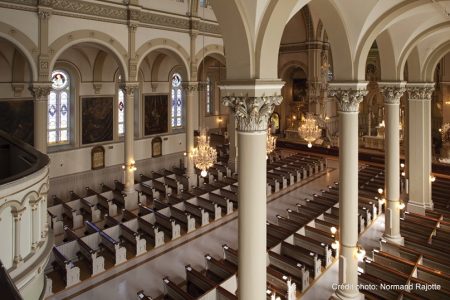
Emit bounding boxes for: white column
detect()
[329,83,367,300]
[227,109,238,173]
[122,83,139,209]
[221,81,283,300]
[31,201,41,250]
[30,84,51,153]
[380,83,405,245]
[406,83,434,214]
[40,193,48,239]
[183,82,199,188]
[13,208,25,266]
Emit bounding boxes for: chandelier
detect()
[298,114,321,148]
[266,128,277,157]
[190,129,217,177]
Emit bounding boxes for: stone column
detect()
[220,80,284,300]
[406,83,434,214]
[227,109,238,173]
[380,82,405,244]
[183,82,199,188]
[329,82,367,300]
[30,84,51,153]
[31,200,41,250]
[121,82,139,209]
[13,208,25,266]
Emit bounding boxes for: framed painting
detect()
[82,97,113,144]
[0,99,34,145]
[152,137,162,157]
[91,146,105,170]
[292,78,307,102]
[144,95,168,136]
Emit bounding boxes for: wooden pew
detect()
[64,226,105,276]
[180,201,210,226]
[204,254,235,283]
[47,208,64,235]
[136,290,153,300]
[185,265,216,297]
[85,221,127,265]
[137,217,164,248]
[53,195,84,229]
[188,197,222,221]
[85,187,117,217]
[280,241,322,279]
[222,244,238,268]
[72,191,101,223]
[268,251,309,292]
[52,247,80,287]
[168,206,196,233]
[207,193,234,215]
[163,277,195,300]
[293,233,333,267]
[105,214,147,256]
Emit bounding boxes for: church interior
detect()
[1,0,450,299]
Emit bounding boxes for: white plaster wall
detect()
[195,35,223,54]
[48,15,128,50]
[48,133,185,178]
[135,27,190,54]
[0,8,38,46]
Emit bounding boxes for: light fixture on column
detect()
[266,127,277,157]
[330,226,337,235]
[400,163,405,169]
[401,171,405,177]
[190,129,217,177]
[355,244,366,261]
[122,160,137,172]
[298,114,321,148]
[398,201,406,210]
[377,188,383,195]
[430,175,436,182]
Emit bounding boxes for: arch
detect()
[256,0,353,80]
[136,38,190,81]
[405,47,422,82]
[316,20,324,41]
[21,190,39,204]
[354,0,431,80]
[48,30,128,81]
[93,50,108,82]
[0,200,22,215]
[0,22,37,81]
[375,31,396,81]
[423,41,450,82]
[150,53,167,82]
[278,60,308,79]
[194,44,225,70]
[38,182,49,195]
[209,0,253,79]
[12,49,26,83]
[397,21,450,80]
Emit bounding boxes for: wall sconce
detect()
[218,117,222,123]
[330,226,337,235]
[400,163,405,169]
[122,160,137,172]
[399,201,406,210]
[401,172,405,177]
[377,188,383,195]
[430,175,436,182]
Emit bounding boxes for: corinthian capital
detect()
[222,95,283,131]
[30,84,52,100]
[407,84,434,101]
[120,82,139,96]
[181,82,199,93]
[380,85,405,105]
[328,86,367,112]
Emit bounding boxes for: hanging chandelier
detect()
[190,129,217,177]
[266,128,277,157]
[298,114,321,148]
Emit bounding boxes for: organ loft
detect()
[1,0,450,299]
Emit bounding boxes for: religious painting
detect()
[292,78,307,102]
[0,100,34,145]
[152,137,162,157]
[270,112,280,134]
[144,95,168,136]
[82,97,113,144]
[91,146,105,170]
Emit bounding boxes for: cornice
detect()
[0,0,221,35]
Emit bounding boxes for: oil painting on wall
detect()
[144,95,168,136]
[0,100,34,145]
[82,97,113,144]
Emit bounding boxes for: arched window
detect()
[200,0,208,8]
[171,73,183,128]
[118,89,125,136]
[206,76,212,114]
[48,70,70,145]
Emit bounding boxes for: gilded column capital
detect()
[406,83,434,101]
[328,82,368,112]
[222,95,283,132]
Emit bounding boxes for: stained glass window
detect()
[200,0,207,7]
[171,73,183,128]
[118,89,125,136]
[206,77,212,114]
[48,70,70,145]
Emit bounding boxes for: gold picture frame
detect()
[91,146,105,170]
[152,137,162,157]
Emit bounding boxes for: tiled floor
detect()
[48,159,386,300]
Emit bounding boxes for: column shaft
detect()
[31,203,40,249]
[123,86,136,192]
[227,111,238,172]
[13,211,23,265]
[184,84,198,188]
[407,85,434,214]
[338,111,360,299]
[238,131,266,300]
[30,85,51,153]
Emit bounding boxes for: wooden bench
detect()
[52,246,80,287]
[163,277,195,300]
[280,241,322,279]
[137,217,164,248]
[85,221,126,265]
